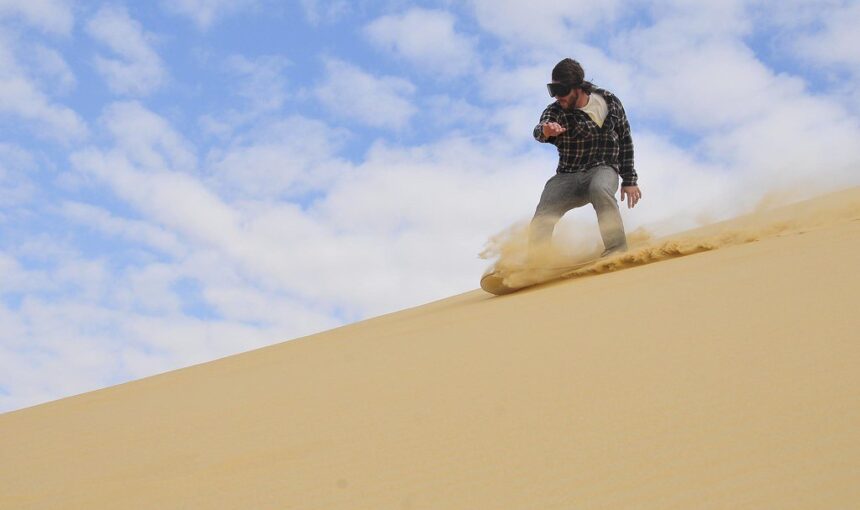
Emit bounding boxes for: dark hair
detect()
[552,58,594,92]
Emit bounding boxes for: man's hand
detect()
[541,122,566,138]
[620,185,642,209]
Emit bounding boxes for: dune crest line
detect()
[488,187,860,289]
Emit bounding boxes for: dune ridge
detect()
[487,187,860,288]
[1,186,859,509]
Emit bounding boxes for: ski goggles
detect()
[546,82,575,98]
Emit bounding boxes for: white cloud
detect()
[207,115,351,199]
[0,0,73,34]
[225,54,290,113]
[61,201,187,257]
[161,0,259,29]
[0,36,87,141]
[197,55,293,140]
[0,293,312,411]
[29,44,76,94]
[611,3,763,120]
[623,132,735,234]
[701,94,860,194]
[794,1,860,68]
[480,62,553,103]
[86,6,166,96]
[468,0,623,50]
[316,58,416,129]
[100,101,197,172]
[293,137,550,310]
[765,0,860,113]
[423,94,486,129]
[299,0,350,26]
[201,282,339,330]
[0,143,36,206]
[72,148,239,248]
[626,38,789,131]
[0,72,87,140]
[364,8,478,77]
[69,101,544,317]
[610,3,860,210]
[1,211,342,413]
[0,251,51,293]
[0,300,121,412]
[641,0,752,40]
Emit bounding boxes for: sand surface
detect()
[2,187,859,509]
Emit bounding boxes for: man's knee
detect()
[588,169,619,203]
[534,199,568,220]
[589,186,617,208]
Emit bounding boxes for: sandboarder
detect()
[531,58,642,257]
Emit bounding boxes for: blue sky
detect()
[2,0,859,412]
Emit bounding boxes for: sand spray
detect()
[481,187,860,288]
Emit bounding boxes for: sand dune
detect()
[2,187,859,509]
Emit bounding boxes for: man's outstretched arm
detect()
[533,107,564,144]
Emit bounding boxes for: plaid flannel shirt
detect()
[533,87,638,187]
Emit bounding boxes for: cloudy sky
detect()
[1,0,858,412]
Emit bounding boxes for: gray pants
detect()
[529,165,628,254]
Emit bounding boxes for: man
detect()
[531,58,641,257]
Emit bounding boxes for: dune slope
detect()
[2,188,859,509]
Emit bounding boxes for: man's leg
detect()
[529,173,589,248]
[588,166,628,255]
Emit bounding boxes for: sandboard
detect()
[480,258,600,295]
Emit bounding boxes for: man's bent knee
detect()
[588,170,619,203]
